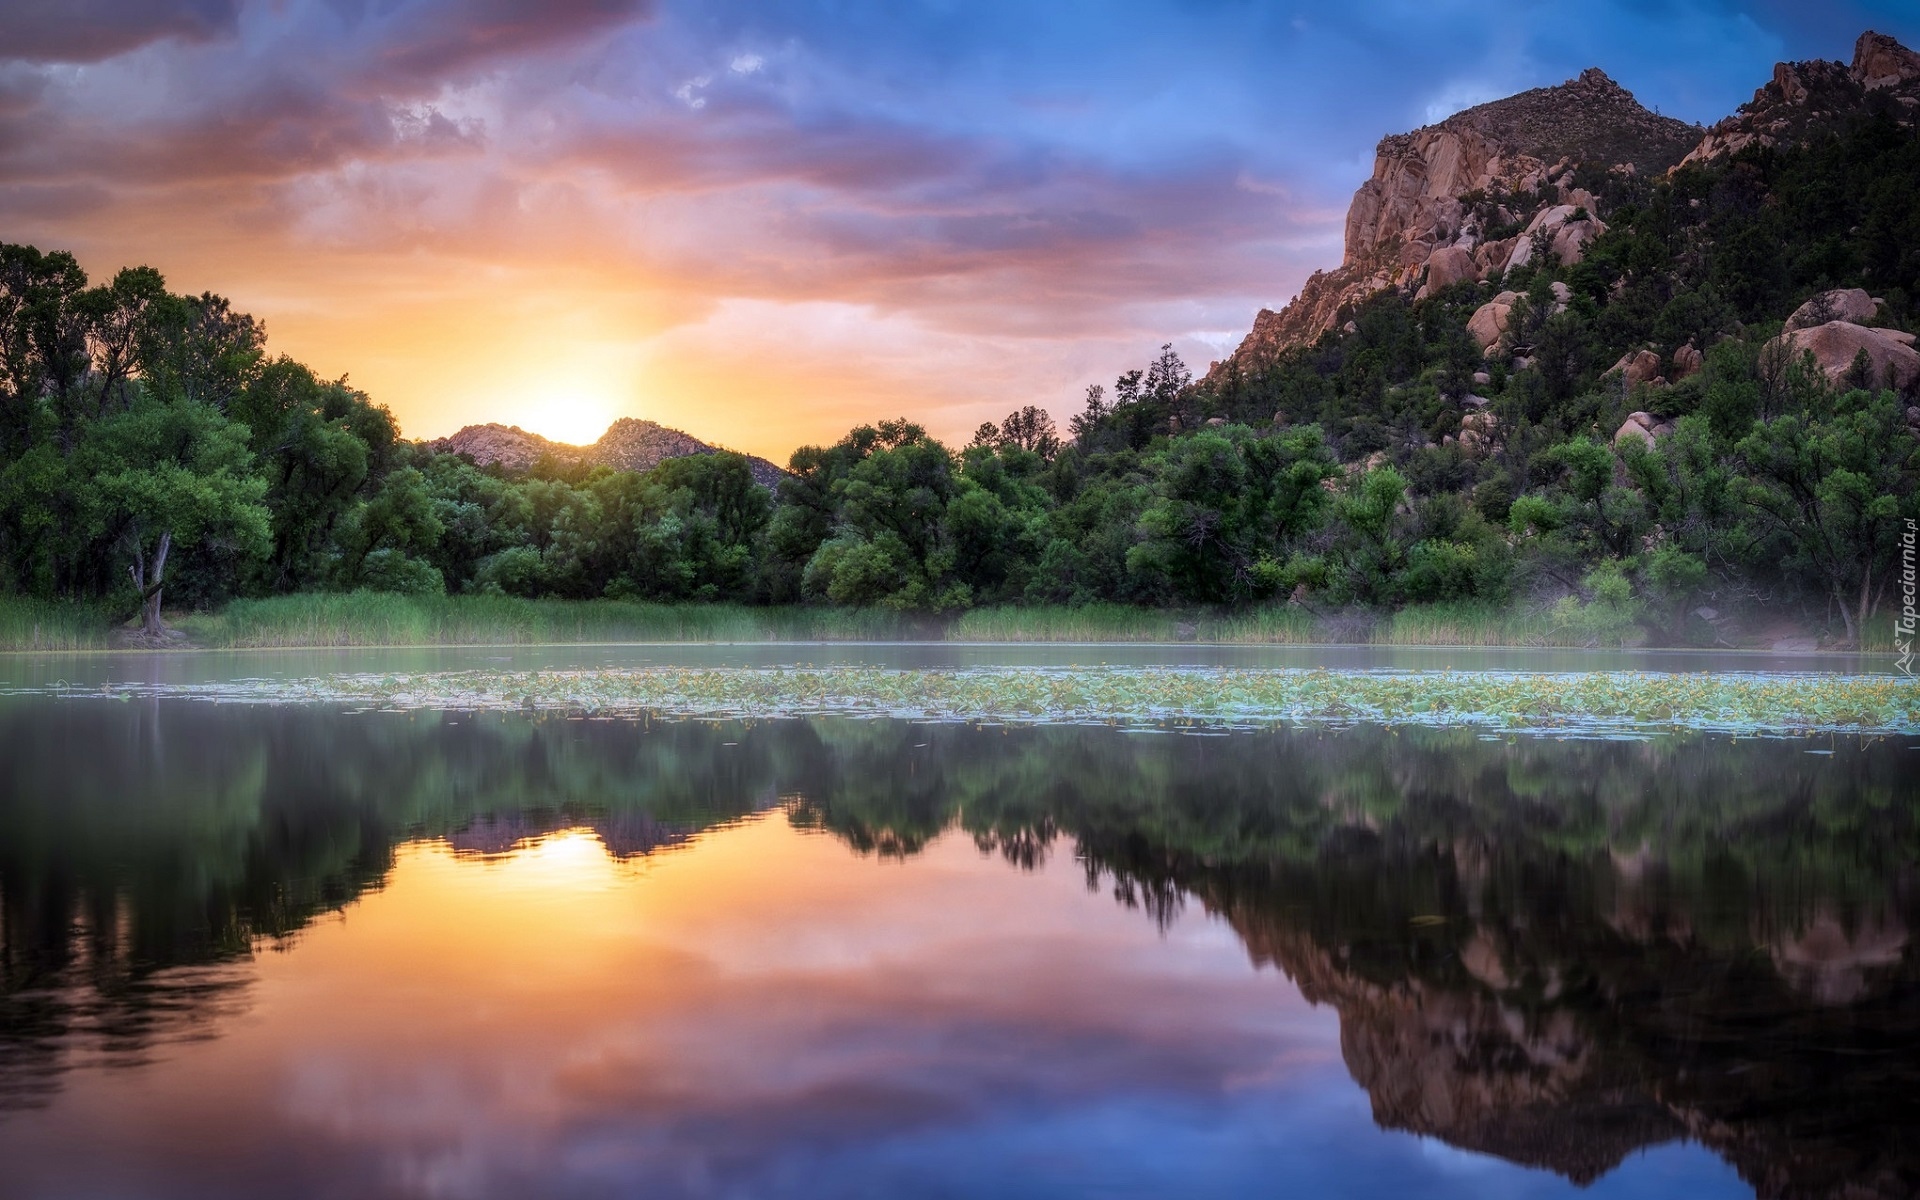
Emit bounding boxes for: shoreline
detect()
[1,594,1898,657]
[0,638,1900,662]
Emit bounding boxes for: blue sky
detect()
[1,0,1916,451]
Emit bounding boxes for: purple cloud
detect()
[0,0,240,64]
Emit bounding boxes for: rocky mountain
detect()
[1210,69,1697,378]
[425,418,787,489]
[1681,31,1920,166]
[1208,30,1920,380]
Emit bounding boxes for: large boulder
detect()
[1613,411,1676,449]
[1768,320,1920,391]
[1467,291,1521,351]
[1785,288,1882,332]
[1550,219,1604,266]
[1505,205,1609,271]
[1671,342,1704,381]
[1608,349,1664,387]
[1474,237,1518,275]
[1425,245,1478,290]
[1456,409,1501,456]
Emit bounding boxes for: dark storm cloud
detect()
[0,0,241,64]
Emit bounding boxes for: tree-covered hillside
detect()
[1,115,1915,645]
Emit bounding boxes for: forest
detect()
[2,114,1917,646]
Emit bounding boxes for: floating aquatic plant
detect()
[36,666,1920,738]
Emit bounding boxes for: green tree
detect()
[78,396,270,635]
[1734,390,1917,645]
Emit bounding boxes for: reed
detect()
[1205,605,1325,643]
[0,591,1902,654]
[176,593,916,648]
[948,604,1189,642]
[0,595,116,651]
[1375,601,1582,647]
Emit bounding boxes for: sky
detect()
[3,1,1918,458]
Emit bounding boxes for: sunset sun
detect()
[513,382,622,446]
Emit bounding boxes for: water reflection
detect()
[0,697,1914,1198]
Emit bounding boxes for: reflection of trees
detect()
[930,729,1918,1200]
[0,700,788,1110]
[1,701,1915,1197]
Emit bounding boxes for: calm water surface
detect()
[0,647,1914,1198]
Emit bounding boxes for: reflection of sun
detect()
[506,829,619,893]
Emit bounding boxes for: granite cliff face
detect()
[1212,69,1696,378]
[1209,30,1920,381]
[426,418,786,489]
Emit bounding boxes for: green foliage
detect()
[1733,389,1917,643]
[1550,560,1643,646]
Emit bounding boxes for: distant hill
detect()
[425,418,787,489]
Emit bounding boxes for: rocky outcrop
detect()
[1785,287,1885,331]
[1679,31,1920,169]
[1423,244,1477,291]
[426,418,787,488]
[1467,291,1522,351]
[1767,320,1920,392]
[1209,30,1920,390]
[1854,30,1920,90]
[1506,204,1610,270]
[1464,283,1570,355]
[1451,408,1500,456]
[1608,349,1665,388]
[1613,410,1676,449]
[1208,69,1697,380]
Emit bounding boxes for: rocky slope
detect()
[1680,31,1920,166]
[426,418,786,489]
[1208,30,1920,381]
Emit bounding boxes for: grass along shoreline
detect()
[0,592,1901,654]
[54,665,1920,736]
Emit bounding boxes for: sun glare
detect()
[515,385,621,446]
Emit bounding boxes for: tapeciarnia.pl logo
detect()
[1898,517,1916,677]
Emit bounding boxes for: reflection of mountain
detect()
[444,811,704,859]
[1061,786,1918,1200]
[1204,873,1917,1199]
[1,699,1915,1197]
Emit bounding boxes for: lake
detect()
[1,646,1915,1199]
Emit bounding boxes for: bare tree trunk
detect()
[1835,579,1858,648]
[1854,563,1873,649]
[128,544,146,618]
[141,531,170,638]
